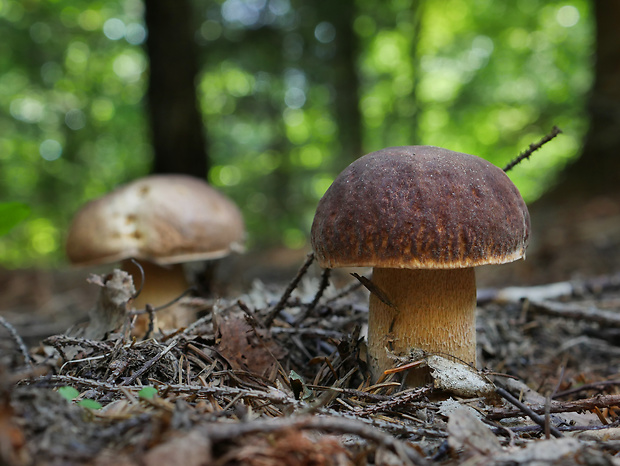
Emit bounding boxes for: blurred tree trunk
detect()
[325,0,362,166]
[498,1,620,286]
[144,0,208,177]
[547,0,620,199]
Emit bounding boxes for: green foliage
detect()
[138,386,158,399]
[58,385,103,409]
[57,385,80,401]
[0,0,150,267]
[77,398,103,410]
[0,0,594,267]
[0,202,30,236]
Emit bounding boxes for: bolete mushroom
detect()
[66,174,245,332]
[310,146,529,384]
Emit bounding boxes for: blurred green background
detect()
[0,0,592,267]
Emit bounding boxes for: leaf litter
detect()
[2,257,620,464]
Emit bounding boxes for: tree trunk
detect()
[144,0,208,177]
[478,2,620,286]
[549,0,620,198]
[328,0,363,166]
[314,0,362,167]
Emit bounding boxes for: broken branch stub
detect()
[84,269,136,340]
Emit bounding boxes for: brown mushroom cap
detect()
[311,145,530,269]
[66,175,245,266]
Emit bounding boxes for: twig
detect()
[129,286,198,316]
[503,126,562,172]
[353,387,433,417]
[143,304,155,340]
[264,252,315,327]
[31,375,301,406]
[492,422,620,435]
[120,340,177,386]
[325,280,363,304]
[495,386,563,438]
[270,327,345,339]
[487,392,620,421]
[0,316,32,366]
[477,272,620,305]
[294,268,332,326]
[554,379,620,399]
[528,299,620,327]
[43,335,113,352]
[350,273,395,308]
[129,258,145,300]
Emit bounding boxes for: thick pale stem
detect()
[367,267,477,384]
[122,259,193,333]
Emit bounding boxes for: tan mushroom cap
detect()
[66,175,245,266]
[311,145,530,269]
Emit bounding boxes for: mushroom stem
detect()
[367,267,477,385]
[122,259,192,332]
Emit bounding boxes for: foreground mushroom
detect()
[311,146,530,384]
[66,174,245,332]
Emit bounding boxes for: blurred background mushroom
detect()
[311,146,530,385]
[66,174,245,333]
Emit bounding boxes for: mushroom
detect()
[311,146,529,384]
[66,174,245,332]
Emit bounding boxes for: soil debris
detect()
[3,264,620,464]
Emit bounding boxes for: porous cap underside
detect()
[66,175,245,266]
[311,146,530,269]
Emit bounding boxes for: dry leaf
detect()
[216,314,286,376]
[428,355,495,397]
[219,430,350,466]
[448,407,502,457]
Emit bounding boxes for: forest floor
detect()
[2,192,620,465]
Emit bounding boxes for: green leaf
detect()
[77,399,103,410]
[58,386,80,401]
[0,202,30,236]
[138,386,158,399]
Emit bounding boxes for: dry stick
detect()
[487,393,620,420]
[129,286,198,316]
[143,304,155,340]
[495,386,564,438]
[350,272,395,308]
[199,415,429,466]
[43,335,113,351]
[264,252,315,327]
[294,267,332,326]
[545,363,567,439]
[478,272,620,305]
[129,258,145,300]
[36,375,300,405]
[492,422,619,435]
[0,316,32,366]
[354,387,433,417]
[529,299,620,327]
[503,126,563,172]
[554,379,620,399]
[120,340,177,386]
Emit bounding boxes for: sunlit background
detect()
[0,0,592,267]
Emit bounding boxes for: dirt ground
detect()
[1,193,620,465]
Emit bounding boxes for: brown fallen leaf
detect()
[447,406,502,460]
[217,429,350,466]
[216,314,286,376]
